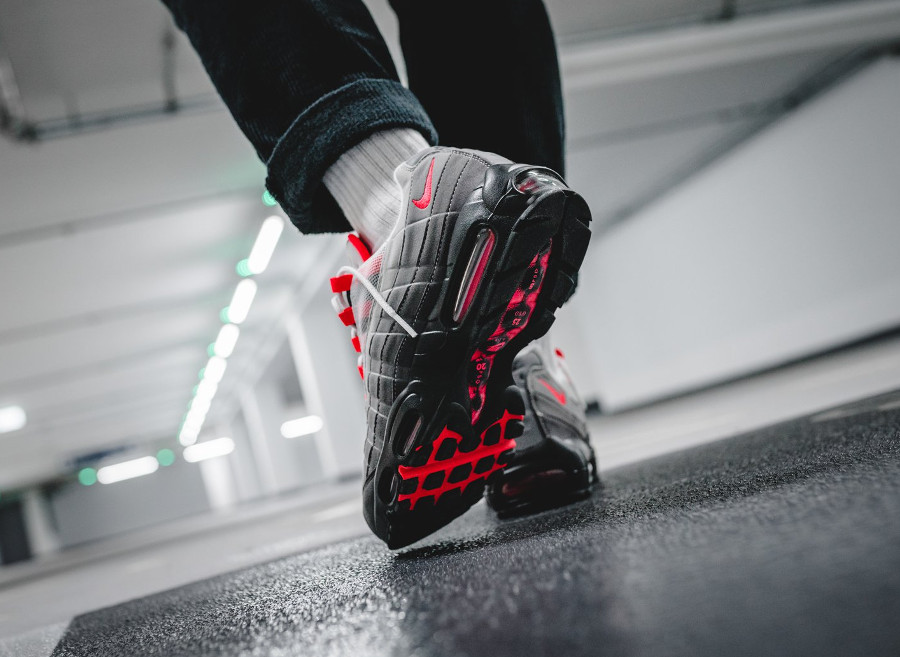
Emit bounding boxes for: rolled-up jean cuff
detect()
[265,78,438,235]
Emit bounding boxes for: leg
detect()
[167,0,593,547]
[389,0,566,175]
[161,0,437,234]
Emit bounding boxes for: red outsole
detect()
[397,409,522,510]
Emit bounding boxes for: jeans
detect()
[162,0,565,235]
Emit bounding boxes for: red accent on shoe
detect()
[330,274,353,293]
[397,409,521,510]
[468,243,552,423]
[351,336,361,352]
[358,365,365,379]
[338,307,355,326]
[554,348,565,359]
[538,378,567,405]
[347,233,372,261]
[412,158,435,210]
[455,230,495,323]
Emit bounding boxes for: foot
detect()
[485,341,598,518]
[329,146,592,548]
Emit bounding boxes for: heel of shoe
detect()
[369,386,525,549]
[486,434,596,518]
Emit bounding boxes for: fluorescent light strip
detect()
[247,216,285,275]
[227,279,257,324]
[189,396,211,416]
[194,379,218,403]
[179,424,200,446]
[183,408,206,429]
[203,356,227,384]
[97,456,159,484]
[179,215,271,445]
[183,437,235,463]
[0,405,26,434]
[214,324,240,358]
[280,415,324,439]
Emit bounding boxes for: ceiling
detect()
[0,0,894,489]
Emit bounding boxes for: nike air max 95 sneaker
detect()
[486,339,598,518]
[330,146,592,548]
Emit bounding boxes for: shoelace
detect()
[335,265,419,339]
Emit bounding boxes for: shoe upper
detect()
[511,339,590,454]
[331,147,510,479]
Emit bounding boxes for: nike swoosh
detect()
[538,378,567,405]
[412,157,435,209]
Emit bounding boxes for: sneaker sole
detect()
[364,165,592,548]
[486,439,599,519]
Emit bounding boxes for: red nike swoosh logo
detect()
[538,378,566,405]
[412,158,435,209]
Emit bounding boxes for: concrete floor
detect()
[1,386,897,656]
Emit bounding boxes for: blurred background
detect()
[1,0,900,638]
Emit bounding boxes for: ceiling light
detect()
[236,260,253,277]
[214,324,240,358]
[195,379,218,403]
[180,410,206,444]
[179,424,200,446]
[280,415,324,439]
[78,468,97,486]
[0,405,26,434]
[203,356,227,383]
[246,216,284,275]
[157,449,176,467]
[189,396,211,416]
[183,437,235,463]
[225,279,257,324]
[97,456,159,485]
[183,408,207,430]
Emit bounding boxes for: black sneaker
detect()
[486,340,598,518]
[329,146,592,548]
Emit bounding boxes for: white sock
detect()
[323,128,429,252]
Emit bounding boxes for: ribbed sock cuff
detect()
[264,79,437,235]
[322,129,429,250]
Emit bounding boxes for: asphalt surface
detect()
[44,390,900,656]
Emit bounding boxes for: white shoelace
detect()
[336,266,419,339]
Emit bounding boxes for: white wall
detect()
[571,56,900,410]
[50,461,209,547]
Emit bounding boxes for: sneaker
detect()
[329,146,592,548]
[485,340,598,518]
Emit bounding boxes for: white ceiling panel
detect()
[568,119,759,227]
[565,48,845,142]
[547,0,723,41]
[0,306,213,389]
[0,0,213,120]
[735,0,848,16]
[0,196,261,329]
[0,111,263,236]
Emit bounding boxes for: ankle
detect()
[323,128,430,250]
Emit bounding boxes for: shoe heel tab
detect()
[482,164,515,212]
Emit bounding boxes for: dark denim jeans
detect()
[162,0,564,235]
